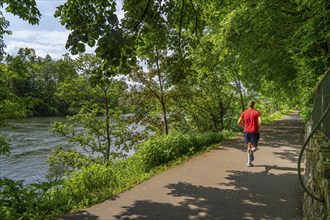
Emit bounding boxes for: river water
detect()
[0,117,79,184]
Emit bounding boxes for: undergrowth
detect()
[0,111,292,220]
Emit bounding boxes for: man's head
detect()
[248,100,255,108]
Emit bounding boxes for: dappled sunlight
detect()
[111,168,302,219]
[242,200,267,207]
[61,113,304,220]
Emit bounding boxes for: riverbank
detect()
[62,112,304,219]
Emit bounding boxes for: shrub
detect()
[137,130,232,171]
[0,178,64,220]
[0,130,232,219]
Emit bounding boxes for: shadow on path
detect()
[114,168,301,219]
[63,211,98,220]
[62,112,304,220]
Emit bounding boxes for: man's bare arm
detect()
[237,118,244,127]
[258,117,262,126]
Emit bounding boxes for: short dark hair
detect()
[248,100,255,108]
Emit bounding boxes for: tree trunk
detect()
[234,75,245,112]
[156,49,169,135]
[104,86,111,160]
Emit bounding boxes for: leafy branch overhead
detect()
[0,0,41,58]
[0,1,329,218]
[1,0,41,25]
[0,0,329,144]
[54,0,206,75]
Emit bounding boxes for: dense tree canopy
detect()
[1,0,329,155]
[1,1,329,218]
[53,0,329,114]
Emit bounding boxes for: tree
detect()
[5,48,39,111]
[51,54,135,164]
[206,1,296,97]
[169,45,240,132]
[208,0,329,117]
[129,66,171,136]
[126,1,173,135]
[0,63,28,155]
[286,0,330,118]
[54,0,135,71]
[33,54,78,116]
[0,48,39,155]
[0,0,41,59]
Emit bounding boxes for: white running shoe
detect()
[247,162,254,167]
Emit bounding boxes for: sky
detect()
[3,0,123,59]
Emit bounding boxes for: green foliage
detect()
[54,0,118,53]
[61,163,118,205]
[52,56,135,160]
[128,67,171,135]
[33,54,78,116]
[1,0,41,25]
[0,135,12,156]
[0,63,31,124]
[0,0,41,58]
[262,109,294,125]
[0,56,37,156]
[288,0,328,109]
[48,147,98,173]
[0,128,232,219]
[0,178,63,220]
[2,49,79,118]
[0,13,11,60]
[2,0,329,218]
[54,0,136,73]
[137,130,232,171]
[169,70,239,133]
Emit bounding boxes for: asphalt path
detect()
[61,112,304,220]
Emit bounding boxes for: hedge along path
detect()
[61,112,304,220]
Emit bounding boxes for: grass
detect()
[1,111,294,220]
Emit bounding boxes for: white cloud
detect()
[4,30,71,59]
[3,0,123,59]
[10,30,68,45]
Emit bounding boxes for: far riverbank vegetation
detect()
[1,0,329,219]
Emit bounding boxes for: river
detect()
[0,117,80,184]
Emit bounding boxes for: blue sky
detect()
[3,0,71,59]
[3,0,123,59]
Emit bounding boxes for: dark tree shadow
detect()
[111,113,304,220]
[61,210,98,220]
[63,113,304,220]
[113,167,302,219]
[260,113,304,148]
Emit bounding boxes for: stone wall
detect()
[303,133,330,219]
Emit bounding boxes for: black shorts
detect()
[244,132,260,147]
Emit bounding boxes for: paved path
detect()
[62,112,304,220]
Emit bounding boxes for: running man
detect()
[237,100,262,167]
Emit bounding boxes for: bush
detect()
[262,109,294,125]
[137,130,232,171]
[0,178,64,220]
[0,130,232,219]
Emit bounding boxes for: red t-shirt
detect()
[240,108,261,133]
